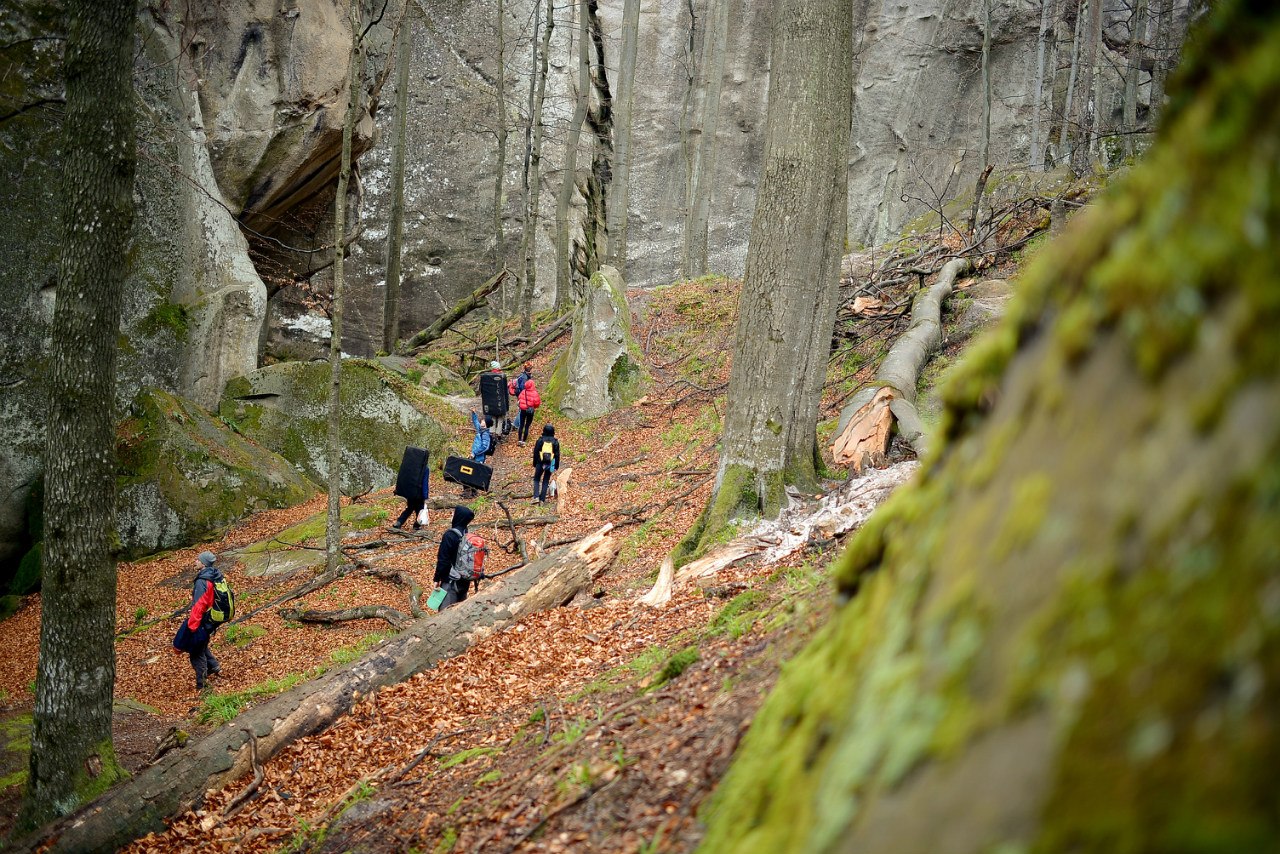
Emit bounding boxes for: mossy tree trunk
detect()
[519,0,554,335]
[382,3,413,353]
[553,0,590,312]
[606,0,640,272]
[698,4,1280,850]
[18,0,136,832]
[327,0,365,574]
[682,0,729,279]
[676,0,853,563]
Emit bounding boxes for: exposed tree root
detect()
[278,604,413,630]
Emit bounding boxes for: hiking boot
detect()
[207,668,221,679]
[391,521,403,530]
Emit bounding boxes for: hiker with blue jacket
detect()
[434,505,476,610]
[532,424,561,503]
[470,410,494,464]
[175,551,228,691]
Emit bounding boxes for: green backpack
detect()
[210,579,236,624]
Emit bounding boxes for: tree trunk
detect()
[1057,0,1084,163]
[682,0,729,279]
[327,1,364,574]
[1149,0,1171,126]
[519,0,554,335]
[399,268,508,352]
[492,0,509,277]
[676,0,853,563]
[22,529,619,853]
[382,4,413,353]
[1123,0,1149,157]
[553,0,590,311]
[1070,0,1101,175]
[17,0,136,832]
[1030,0,1053,169]
[606,0,641,271]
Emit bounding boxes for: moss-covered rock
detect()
[115,389,318,557]
[219,359,449,495]
[699,4,1280,852]
[229,504,388,578]
[545,266,648,419]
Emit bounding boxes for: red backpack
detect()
[450,531,487,581]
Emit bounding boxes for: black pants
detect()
[518,409,535,442]
[189,628,220,689]
[533,463,553,502]
[395,497,425,528]
[439,578,470,611]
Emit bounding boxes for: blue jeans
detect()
[534,463,554,501]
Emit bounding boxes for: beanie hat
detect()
[198,551,217,567]
[490,360,501,370]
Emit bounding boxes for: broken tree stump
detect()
[21,526,619,854]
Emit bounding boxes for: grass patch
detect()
[0,769,27,789]
[197,670,318,724]
[222,624,267,648]
[329,631,396,665]
[2,713,32,752]
[439,746,499,769]
[708,589,767,639]
[653,646,700,687]
[475,769,502,785]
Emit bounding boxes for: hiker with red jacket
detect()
[516,376,541,444]
[434,505,480,610]
[175,551,229,691]
[531,424,561,504]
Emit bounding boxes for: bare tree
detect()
[326,0,366,573]
[382,3,413,353]
[519,0,554,334]
[1030,0,1054,169]
[554,0,590,311]
[492,0,509,275]
[676,0,854,561]
[606,0,641,272]
[1123,0,1150,156]
[682,0,729,279]
[18,0,135,830]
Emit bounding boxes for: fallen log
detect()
[399,268,508,354]
[832,257,972,459]
[506,310,574,369]
[21,525,619,854]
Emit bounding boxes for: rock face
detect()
[343,0,1183,350]
[218,360,449,496]
[547,266,646,420]
[115,390,318,558]
[0,1,392,573]
[698,6,1280,849]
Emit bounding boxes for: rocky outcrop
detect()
[546,266,646,419]
[0,1,394,573]
[218,360,449,496]
[115,390,318,558]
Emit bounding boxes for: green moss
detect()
[137,301,191,340]
[73,739,128,803]
[0,769,27,790]
[439,746,498,769]
[654,646,700,686]
[222,624,267,648]
[11,542,41,596]
[709,589,768,639]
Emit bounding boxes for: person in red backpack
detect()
[517,377,541,444]
[434,505,479,610]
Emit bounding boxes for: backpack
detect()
[450,530,487,582]
[508,377,519,395]
[538,438,556,465]
[483,429,495,456]
[210,578,235,624]
[521,386,541,410]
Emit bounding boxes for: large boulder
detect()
[219,360,450,495]
[546,266,647,420]
[114,390,318,558]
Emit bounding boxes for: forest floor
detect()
[0,207,1048,850]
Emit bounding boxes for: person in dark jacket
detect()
[392,458,430,530]
[434,505,475,610]
[185,551,224,691]
[531,424,561,503]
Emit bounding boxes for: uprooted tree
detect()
[675,0,853,563]
[698,2,1280,850]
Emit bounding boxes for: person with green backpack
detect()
[173,551,235,692]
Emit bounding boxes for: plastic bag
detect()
[418,507,430,526]
[549,479,558,498]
